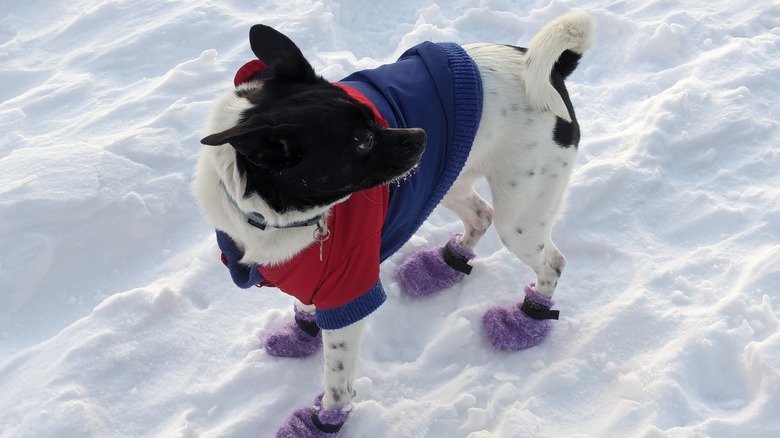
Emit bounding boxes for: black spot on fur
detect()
[554,49,583,80]
[516,228,523,234]
[554,118,579,148]
[504,45,528,54]
[537,244,545,252]
[551,62,580,148]
[505,45,582,149]
[527,170,536,177]
[508,180,518,188]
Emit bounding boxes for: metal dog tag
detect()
[313,223,331,262]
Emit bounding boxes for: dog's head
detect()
[201,25,426,214]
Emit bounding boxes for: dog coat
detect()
[217,42,482,329]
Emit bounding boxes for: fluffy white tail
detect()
[524,11,595,122]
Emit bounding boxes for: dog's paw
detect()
[397,234,475,297]
[482,284,559,351]
[276,394,350,437]
[264,309,323,358]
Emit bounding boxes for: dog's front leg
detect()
[276,320,365,435]
[322,319,365,409]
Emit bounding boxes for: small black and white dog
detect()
[194,11,594,436]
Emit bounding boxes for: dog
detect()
[193,11,594,436]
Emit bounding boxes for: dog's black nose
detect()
[403,128,426,148]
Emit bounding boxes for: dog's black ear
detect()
[201,124,251,147]
[249,24,317,82]
[201,121,301,172]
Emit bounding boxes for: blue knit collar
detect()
[219,180,322,230]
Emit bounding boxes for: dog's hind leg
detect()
[492,198,566,300]
[397,174,492,297]
[480,170,567,351]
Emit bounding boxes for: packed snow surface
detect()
[1,0,779,437]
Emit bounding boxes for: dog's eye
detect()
[352,129,374,152]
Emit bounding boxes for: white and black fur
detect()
[194,12,595,412]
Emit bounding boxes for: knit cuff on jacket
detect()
[315,280,387,330]
[216,229,266,288]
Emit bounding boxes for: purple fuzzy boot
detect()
[276,393,351,437]
[397,233,476,297]
[264,307,323,358]
[482,284,560,351]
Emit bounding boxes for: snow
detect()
[1,0,779,436]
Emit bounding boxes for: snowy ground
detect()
[1,0,779,437]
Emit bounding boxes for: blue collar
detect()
[220,181,322,231]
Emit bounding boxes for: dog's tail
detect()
[524,11,595,122]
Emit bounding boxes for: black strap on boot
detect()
[520,296,560,320]
[295,314,321,337]
[311,413,345,433]
[441,240,473,275]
